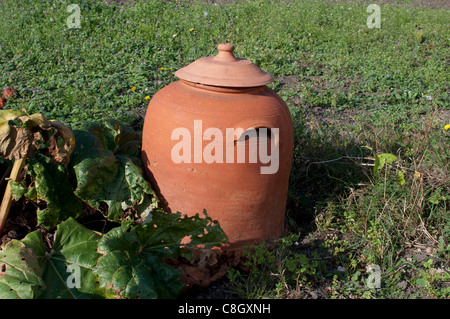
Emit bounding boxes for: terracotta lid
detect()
[174,43,273,88]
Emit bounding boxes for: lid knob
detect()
[214,43,238,62]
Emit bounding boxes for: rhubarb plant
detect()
[0,111,228,298]
[11,153,84,229]
[10,118,157,228]
[95,210,227,299]
[0,109,75,233]
[0,213,227,299]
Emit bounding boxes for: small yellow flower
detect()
[145,96,150,100]
[189,28,194,32]
[131,86,136,92]
[445,124,450,131]
[159,67,165,70]
[413,171,421,179]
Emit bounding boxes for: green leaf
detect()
[134,209,228,260]
[0,240,46,299]
[25,154,83,229]
[94,210,227,299]
[70,120,156,222]
[397,170,405,186]
[416,278,428,288]
[95,223,184,299]
[374,153,397,175]
[428,188,448,205]
[103,120,142,158]
[0,218,105,299]
[22,218,104,299]
[147,209,229,254]
[39,218,103,299]
[10,180,37,200]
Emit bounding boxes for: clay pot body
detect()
[141,45,293,250]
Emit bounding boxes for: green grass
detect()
[0,0,449,298]
[1,0,448,125]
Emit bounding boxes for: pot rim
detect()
[179,79,266,93]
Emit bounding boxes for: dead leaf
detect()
[0,110,75,163]
[2,88,18,100]
[48,120,75,165]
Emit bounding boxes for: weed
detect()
[227,234,330,299]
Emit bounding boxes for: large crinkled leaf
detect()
[38,218,103,299]
[0,109,74,164]
[137,209,229,259]
[95,225,183,299]
[103,120,142,158]
[0,239,46,299]
[70,120,156,222]
[95,210,228,299]
[11,154,83,230]
[21,218,104,299]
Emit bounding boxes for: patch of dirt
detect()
[276,75,301,91]
[0,194,117,248]
[304,105,369,127]
[0,198,37,247]
[332,0,449,10]
[103,0,135,6]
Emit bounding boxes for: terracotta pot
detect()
[141,44,293,250]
